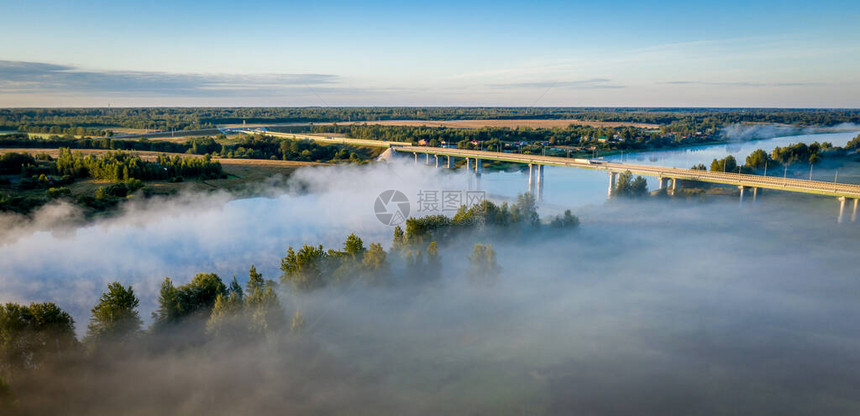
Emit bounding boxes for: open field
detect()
[317,119,661,129]
[109,133,244,143]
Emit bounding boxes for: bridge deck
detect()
[245,130,860,199]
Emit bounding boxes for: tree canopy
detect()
[86,282,142,344]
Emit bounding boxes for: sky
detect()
[0,0,858,107]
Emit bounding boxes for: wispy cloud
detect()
[489,78,624,90]
[661,80,825,87]
[0,60,340,96]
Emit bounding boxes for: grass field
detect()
[107,127,158,134]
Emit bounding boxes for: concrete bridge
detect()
[243,130,860,222]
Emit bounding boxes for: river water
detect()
[478,130,860,210]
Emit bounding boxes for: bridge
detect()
[243,130,860,223]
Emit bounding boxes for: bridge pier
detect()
[475,158,482,176]
[657,177,665,191]
[608,172,617,197]
[853,198,859,223]
[466,158,472,172]
[838,197,846,223]
[751,187,758,203]
[447,155,452,169]
[435,155,439,168]
[413,152,418,164]
[671,178,679,195]
[536,164,544,202]
[528,164,535,195]
[738,186,746,205]
[425,153,430,165]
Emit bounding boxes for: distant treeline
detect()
[55,149,223,181]
[1,148,223,182]
[0,133,192,152]
[0,133,378,163]
[309,124,687,151]
[2,108,858,136]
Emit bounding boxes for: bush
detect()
[550,210,580,229]
[46,187,72,199]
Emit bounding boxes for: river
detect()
[478,130,860,210]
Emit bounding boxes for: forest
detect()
[0,133,379,163]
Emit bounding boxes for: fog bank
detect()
[2,160,860,415]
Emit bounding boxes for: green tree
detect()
[228,275,244,301]
[0,302,76,378]
[281,245,328,290]
[343,233,366,259]
[392,226,405,252]
[362,242,389,283]
[845,134,860,150]
[615,170,633,196]
[710,155,738,172]
[469,243,499,279]
[244,265,285,335]
[246,265,265,293]
[550,210,580,229]
[630,176,648,196]
[745,149,770,169]
[207,265,284,337]
[153,274,227,327]
[511,193,539,226]
[86,282,142,344]
[152,277,181,326]
[176,273,226,318]
[245,284,285,336]
[426,241,442,279]
[205,292,245,337]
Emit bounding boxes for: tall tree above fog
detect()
[86,282,142,344]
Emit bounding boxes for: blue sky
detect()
[1,0,858,107]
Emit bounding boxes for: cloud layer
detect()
[0,60,339,96]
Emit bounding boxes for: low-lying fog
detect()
[2,160,859,414]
